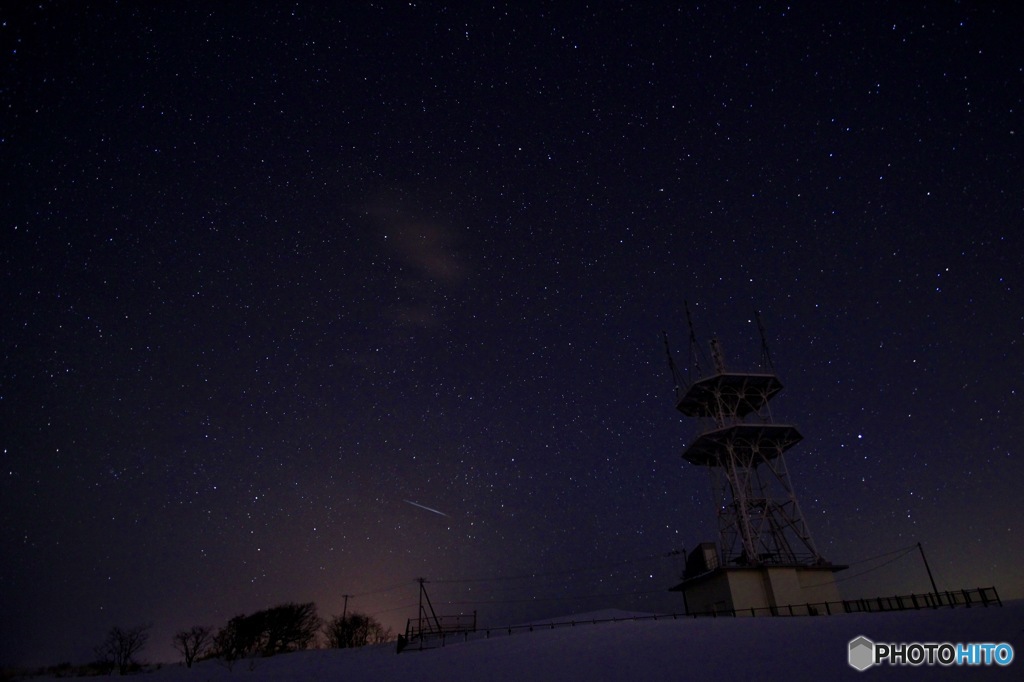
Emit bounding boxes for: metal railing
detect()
[402,613,478,651]
[398,586,1001,652]
[684,586,1001,618]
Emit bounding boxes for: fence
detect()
[398,586,1002,652]
[695,586,1002,617]
[402,613,478,651]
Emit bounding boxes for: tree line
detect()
[83,602,393,674]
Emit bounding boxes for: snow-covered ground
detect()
[26,602,1024,681]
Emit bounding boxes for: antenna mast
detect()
[755,309,775,372]
[684,300,704,382]
[663,330,684,399]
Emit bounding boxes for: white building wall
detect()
[682,566,844,616]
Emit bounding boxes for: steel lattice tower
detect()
[669,320,826,569]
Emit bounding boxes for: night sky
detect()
[2,1,1022,668]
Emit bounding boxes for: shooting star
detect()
[403,499,450,517]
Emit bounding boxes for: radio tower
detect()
[667,307,844,615]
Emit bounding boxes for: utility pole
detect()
[415,578,440,635]
[416,578,425,636]
[341,594,351,620]
[917,542,939,595]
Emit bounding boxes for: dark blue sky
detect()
[2,1,1022,667]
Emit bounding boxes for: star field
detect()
[2,1,1022,667]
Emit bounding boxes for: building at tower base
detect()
[671,543,844,616]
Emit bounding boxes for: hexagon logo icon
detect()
[849,636,875,671]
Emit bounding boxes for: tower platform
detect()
[682,423,803,466]
[675,372,783,418]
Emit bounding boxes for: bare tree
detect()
[323,612,393,649]
[89,644,116,676]
[172,625,213,668]
[260,602,321,654]
[97,623,151,675]
[213,602,322,663]
[212,615,249,671]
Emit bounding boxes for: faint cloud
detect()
[387,222,466,285]
[362,190,471,329]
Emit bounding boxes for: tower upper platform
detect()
[675,372,783,419]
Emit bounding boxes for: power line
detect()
[843,542,919,567]
[432,551,677,585]
[829,546,919,585]
[352,545,918,614]
[444,588,669,607]
[352,580,411,598]
[366,602,419,617]
[353,553,680,620]
[803,545,919,588]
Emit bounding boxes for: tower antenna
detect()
[663,330,684,399]
[684,300,705,382]
[754,309,775,372]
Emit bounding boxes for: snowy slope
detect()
[27,602,1023,681]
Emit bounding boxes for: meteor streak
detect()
[403,499,450,517]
